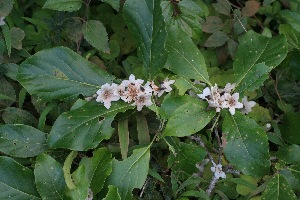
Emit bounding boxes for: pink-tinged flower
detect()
[131,93,153,111]
[96,83,120,109]
[114,82,128,102]
[222,93,243,115]
[0,17,5,26]
[127,74,144,86]
[241,96,256,114]
[211,163,226,179]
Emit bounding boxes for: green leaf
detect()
[80,148,112,195]
[165,25,210,85]
[118,119,129,159]
[277,145,300,164]
[204,31,229,47]
[48,101,133,151]
[103,185,121,200]
[10,27,25,50]
[287,164,300,186]
[161,0,205,39]
[0,156,41,199]
[235,175,258,195]
[163,99,215,137]
[18,47,114,101]
[34,154,67,200]
[202,16,223,33]
[123,0,167,78]
[0,77,16,107]
[66,165,89,200]
[222,112,270,177]
[167,138,206,178]
[107,146,151,200]
[2,107,38,127]
[63,151,77,190]
[261,174,297,200]
[83,20,110,53]
[0,124,47,158]
[279,24,300,50]
[101,0,120,11]
[234,31,288,93]
[280,10,300,32]
[137,112,150,145]
[180,190,209,200]
[213,0,231,16]
[0,0,14,17]
[2,24,11,55]
[280,112,300,144]
[43,0,82,12]
[0,93,15,101]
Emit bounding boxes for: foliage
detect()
[0,0,300,199]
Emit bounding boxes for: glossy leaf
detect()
[0,156,41,199]
[103,185,121,200]
[34,154,67,200]
[123,0,167,78]
[234,31,288,93]
[18,47,114,101]
[83,20,110,53]
[222,112,270,177]
[107,146,151,200]
[261,174,297,200]
[79,148,112,195]
[163,99,215,137]
[48,101,133,150]
[167,138,206,178]
[0,124,47,158]
[165,25,210,85]
[43,0,82,12]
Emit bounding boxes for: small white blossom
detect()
[211,163,226,179]
[241,96,256,114]
[198,87,211,100]
[0,17,5,26]
[96,83,120,109]
[223,83,236,93]
[222,93,243,115]
[266,123,271,129]
[131,93,153,111]
[85,188,93,200]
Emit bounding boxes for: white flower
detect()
[126,74,144,86]
[131,93,153,111]
[0,17,5,26]
[151,79,175,97]
[114,82,128,102]
[211,163,226,179]
[198,87,211,100]
[223,83,236,93]
[161,79,175,93]
[222,93,243,115]
[96,83,120,109]
[241,96,256,114]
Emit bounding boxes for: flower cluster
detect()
[198,83,256,115]
[211,163,226,179]
[95,74,175,111]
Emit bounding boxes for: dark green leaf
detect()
[280,112,300,144]
[83,20,110,53]
[43,0,82,12]
[48,101,133,151]
[2,24,11,55]
[137,112,150,145]
[18,47,114,101]
[204,31,229,47]
[279,24,300,50]
[10,27,25,50]
[213,0,231,16]
[165,25,210,84]
[118,119,129,159]
[163,99,215,137]
[202,16,223,33]
[222,112,270,177]
[2,107,38,127]
[34,154,67,200]
[167,138,206,178]
[0,124,47,158]
[80,148,112,195]
[261,174,297,200]
[0,156,41,199]
[0,77,15,107]
[280,10,300,32]
[277,145,300,164]
[102,0,120,11]
[107,146,151,200]
[234,31,288,93]
[123,0,167,78]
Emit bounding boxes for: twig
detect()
[139,178,149,198]
[206,176,219,196]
